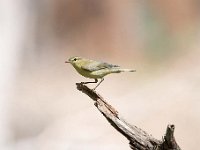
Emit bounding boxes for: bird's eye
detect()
[73,58,77,61]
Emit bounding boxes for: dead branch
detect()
[76,83,181,150]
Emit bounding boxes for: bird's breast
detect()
[73,65,109,79]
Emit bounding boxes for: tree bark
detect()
[76,83,181,150]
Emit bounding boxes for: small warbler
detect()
[65,56,136,90]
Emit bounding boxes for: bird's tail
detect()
[111,68,136,73]
[119,69,136,72]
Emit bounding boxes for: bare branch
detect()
[76,83,181,150]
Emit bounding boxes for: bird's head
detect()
[65,56,83,65]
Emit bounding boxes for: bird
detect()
[65,56,136,90]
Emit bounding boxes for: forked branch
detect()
[76,83,181,150]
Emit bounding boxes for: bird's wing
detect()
[82,61,120,72]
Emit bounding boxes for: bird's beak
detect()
[65,61,70,63]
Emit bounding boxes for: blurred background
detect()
[1,0,200,149]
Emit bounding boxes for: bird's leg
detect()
[81,79,98,85]
[93,78,104,90]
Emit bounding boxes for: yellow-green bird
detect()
[65,56,136,90]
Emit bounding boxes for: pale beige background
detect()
[0,0,200,149]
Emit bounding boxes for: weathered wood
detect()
[76,83,181,150]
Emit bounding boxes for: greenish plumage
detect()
[65,56,136,90]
